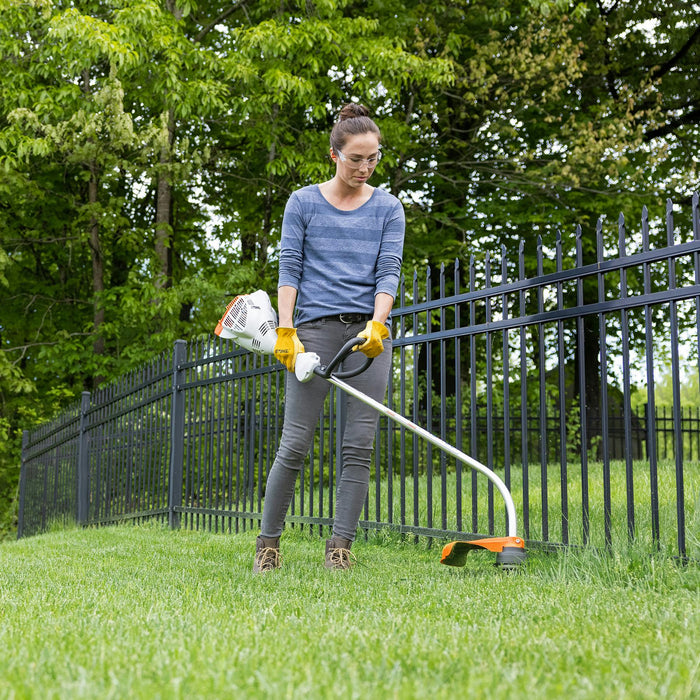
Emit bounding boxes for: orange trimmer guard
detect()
[441,536,525,567]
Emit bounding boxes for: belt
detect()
[320,313,372,324]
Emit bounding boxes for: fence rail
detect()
[19,196,700,561]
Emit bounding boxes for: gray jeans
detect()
[260,317,392,541]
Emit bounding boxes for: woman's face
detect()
[332,132,381,188]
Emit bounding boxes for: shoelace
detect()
[255,547,281,571]
[327,547,356,569]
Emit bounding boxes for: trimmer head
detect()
[214,290,278,355]
[441,536,526,569]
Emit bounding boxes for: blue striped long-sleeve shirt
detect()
[278,185,405,324]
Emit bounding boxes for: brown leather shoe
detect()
[324,536,356,570]
[253,535,281,573]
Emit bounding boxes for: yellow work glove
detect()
[354,320,389,358]
[274,327,305,372]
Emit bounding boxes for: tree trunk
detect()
[82,67,105,386]
[155,0,182,289]
[242,105,278,264]
[88,163,105,387]
[154,108,175,290]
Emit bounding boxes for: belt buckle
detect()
[339,313,361,324]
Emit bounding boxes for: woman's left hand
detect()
[354,320,389,358]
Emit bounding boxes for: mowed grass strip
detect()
[0,524,698,699]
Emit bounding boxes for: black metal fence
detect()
[19,196,700,560]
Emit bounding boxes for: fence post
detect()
[168,340,187,530]
[77,391,91,525]
[17,431,29,539]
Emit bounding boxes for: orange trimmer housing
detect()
[441,536,526,569]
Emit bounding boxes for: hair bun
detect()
[338,103,370,121]
[329,103,380,150]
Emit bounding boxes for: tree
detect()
[0,0,454,536]
[351,0,698,439]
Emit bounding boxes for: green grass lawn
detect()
[0,525,698,699]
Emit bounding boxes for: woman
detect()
[254,103,406,572]
[253,104,405,572]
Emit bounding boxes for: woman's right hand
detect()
[274,327,305,371]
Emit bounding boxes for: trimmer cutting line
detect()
[215,291,526,569]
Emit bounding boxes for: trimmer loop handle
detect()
[314,337,373,379]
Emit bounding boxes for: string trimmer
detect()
[215,290,526,569]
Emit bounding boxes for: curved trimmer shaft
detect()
[329,368,526,568]
[296,337,520,541]
[334,371,525,569]
[325,372,519,540]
